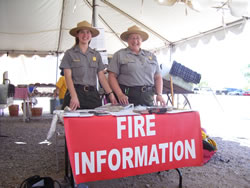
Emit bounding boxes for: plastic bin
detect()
[8,104,19,116]
[31,107,43,116]
[50,98,60,114]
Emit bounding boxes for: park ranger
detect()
[108,25,165,106]
[60,20,117,110]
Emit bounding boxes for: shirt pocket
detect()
[71,61,85,77]
[89,59,98,68]
[120,58,136,74]
[144,59,158,74]
[89,56,99,76]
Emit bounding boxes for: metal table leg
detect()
[175,168,183,188]
[0,118,8,137]
[157,168,183,188]
[166,93,192,109]
[65,139,69,179]
[64,138,75,187]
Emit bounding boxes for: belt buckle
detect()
[83,86,89,92]
[141,86,147,92]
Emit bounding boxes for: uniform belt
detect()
[120,85,154,92]
[74,84,96,92]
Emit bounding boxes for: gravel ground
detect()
[0,116,65,188]
[0,113,250,188]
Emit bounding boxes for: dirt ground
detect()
[0,94,250,188]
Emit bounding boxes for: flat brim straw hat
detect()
[120,25,149,42]
[157,0,177,6]
[69,20,99,38]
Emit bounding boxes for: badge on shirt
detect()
[148,56,152,60]
[73,59,80,62]
[93,56,97,62]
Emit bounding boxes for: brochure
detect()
[95,103,134,112]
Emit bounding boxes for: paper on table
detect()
[63,112,94,117]
[109,109,140,116]
[167,109,194,113]
[95,103,134,112]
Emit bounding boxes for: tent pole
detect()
[84,0,127,48]
[55,0,66,83]
[98,16,127,47]
[57,0,65,53]
[56,53,59,84]
[92,0,97,27]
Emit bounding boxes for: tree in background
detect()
[197,81,209,88]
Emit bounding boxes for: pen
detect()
[125,88,129,95]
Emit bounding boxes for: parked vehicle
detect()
[193,87,200,94]
[193,87,213,94]
[243,89,250,96]
[228,89,244,96]
[215,88,238,95]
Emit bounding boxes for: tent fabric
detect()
[0,0,249,56]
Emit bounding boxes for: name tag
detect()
[73,59,80,62]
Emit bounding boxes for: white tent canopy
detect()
[1,0,249,57]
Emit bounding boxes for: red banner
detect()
[64,111,203,184]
